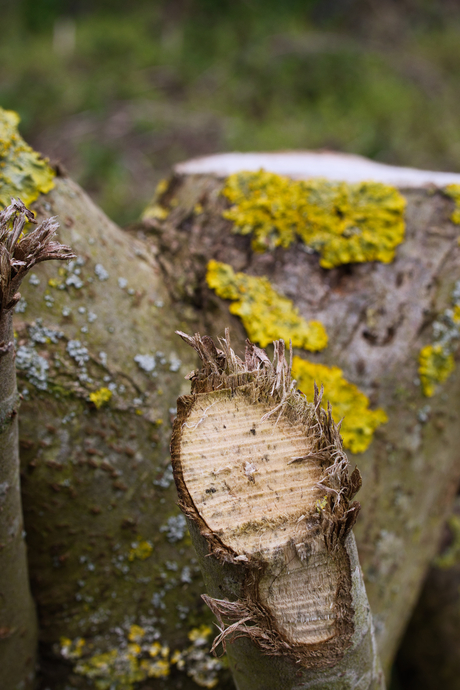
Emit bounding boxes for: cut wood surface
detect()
[175,150,460,186]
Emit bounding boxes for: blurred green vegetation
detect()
[2,0,460,225]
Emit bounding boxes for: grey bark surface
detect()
[139,153,460,675]
[190,520,384,690]
[0,199,73,690]
[0,308,37,690]
[17,175,233,690]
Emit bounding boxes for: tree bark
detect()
[0,311,37,690]
[0,199,73,690]
[171,331,384,689]
[395,495,460,689]
[140,151,460,675]
[18,173,232,690]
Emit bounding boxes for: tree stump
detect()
[142,150,460,675]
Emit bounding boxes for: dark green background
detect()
[3,0,460,227]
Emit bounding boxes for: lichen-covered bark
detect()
[16,175,233,690]
[395,496,460,689]
[0,310,37,690]
[139,161,460,674]
[0,198,73,690]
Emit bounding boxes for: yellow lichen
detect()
[128,539,153,562]
[148,642,162,658]
[222,170,406,268]
[445,184,460,225]
[143,204,169,220]
[89,387,112,409]
[67,621,220,690]
[128,625,145,643]
[172,625,221,689]
[0,107,55,209]
[60,636,86,660]
[316,496,328,512]
[139,658,170,678]
[418,282,460,397]
[206,260,328,350]
[75,649,147,690]
[188,625,213,644]
[48,277,63,288]
[142,178,170,220]
[418,344,455,398]
[291,357,388,454]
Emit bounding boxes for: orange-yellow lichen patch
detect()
[222,170,406,268]
[418,344,455,398]
[142,178,170,220]
[63,621,222,689]
[418,282,460,397]
[291,357,388,454]
[0,107,55,209]
[206,260,328,351]
[128,539,153,562]
[128,625,145,643]
[445,184,460,225]
[89,387,112,409]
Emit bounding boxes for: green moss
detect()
[291,357,388,454]
[445,184,460,225]
[0,107,55,209]
[206,260,328,351]
[222,170,406,268]
[418,344,455,397]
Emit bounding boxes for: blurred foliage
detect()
[2,0,460,224]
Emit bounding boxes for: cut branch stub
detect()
[0,197,74,317]
[171,330,380,685]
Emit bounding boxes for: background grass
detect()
[3,0,460,225]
